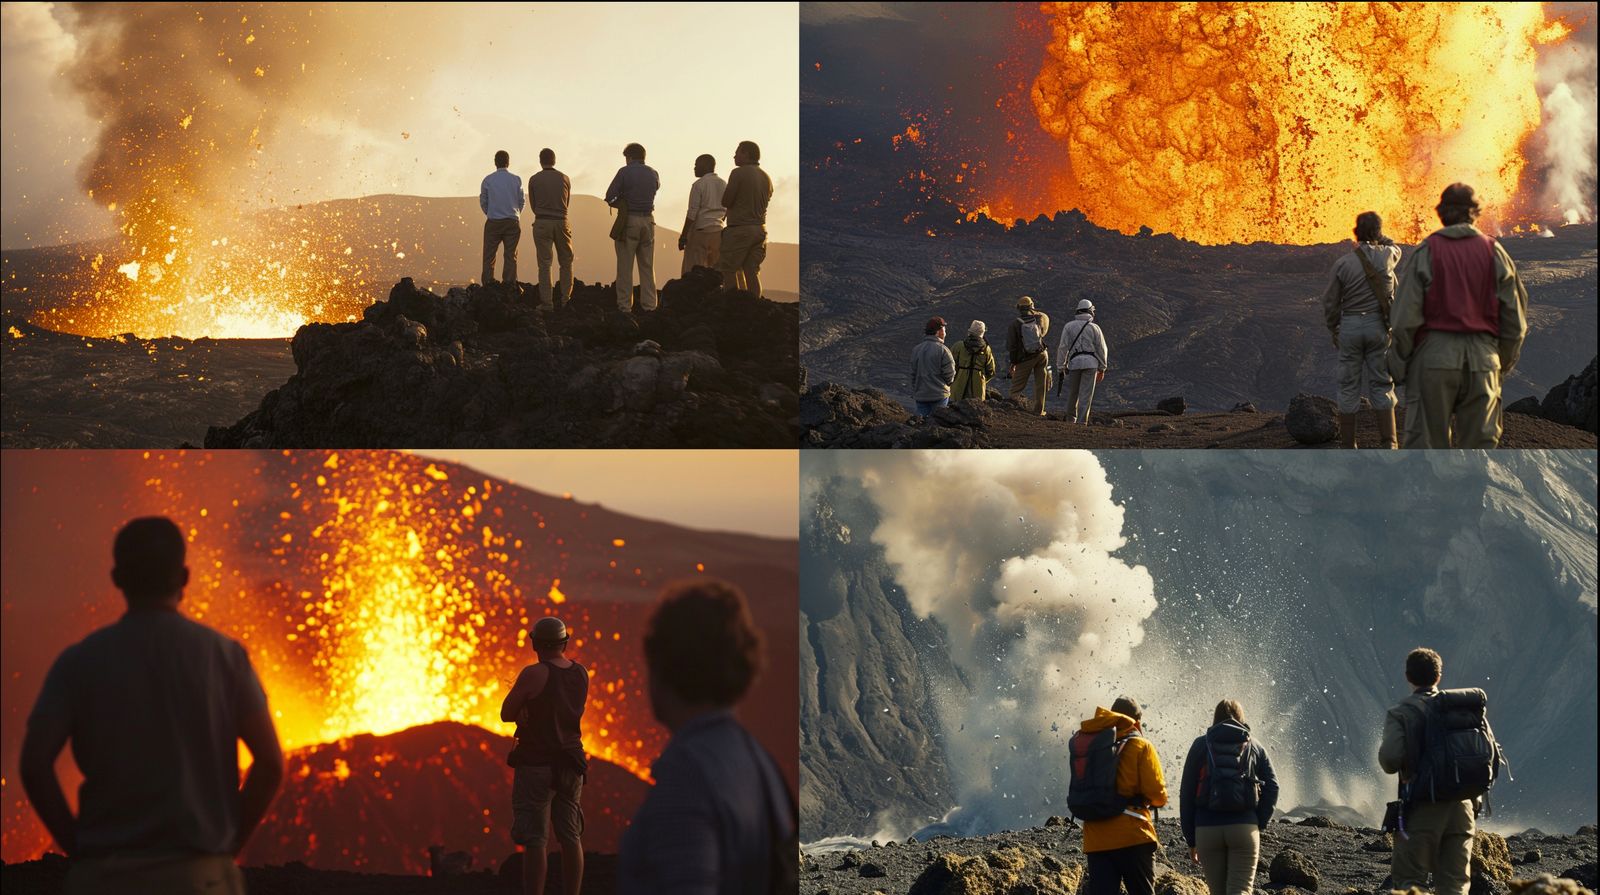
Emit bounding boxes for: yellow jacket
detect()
[1079,707,1168,853]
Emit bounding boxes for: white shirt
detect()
[1056,313,1109,371]
[686,172,727,232]
[480,168,524,220]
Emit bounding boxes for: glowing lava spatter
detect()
[947,3,1576,244]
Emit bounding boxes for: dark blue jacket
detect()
[1179,721,1279,846]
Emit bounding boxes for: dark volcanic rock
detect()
[1270,848,1322,890]
[1232,402,1259,413]
[1157,396,1187,415]
[798,383,986,448]
[205,275,797,448]
[1285,393,1338,444]
[1538,356,1598,433]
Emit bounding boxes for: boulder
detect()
[1154,872,1210,895]
[1157,396,1187,415]
[1285,393,1338,445]
[1270,848,1321,891]
[1475,831,1515,882]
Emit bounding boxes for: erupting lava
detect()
[963,3,1576,244]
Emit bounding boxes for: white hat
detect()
[1076,299,1095,313]
[969,320,987,336]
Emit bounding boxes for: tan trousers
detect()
[615,214,657,311]
[532,218,574,309]
[717,223,767,298]
[483,217,520,285]
[1401,335,1502,448]
[682,226,722,275]
[1065,368,1098,422]
[1196,823,1259,895]
[1392,800,1474,895]
[65,853,245,895]
[1010,353,1049,415]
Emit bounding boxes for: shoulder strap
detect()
[1353,247,1393,324]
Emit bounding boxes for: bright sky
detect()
[0,2,799,249]
[409,450,798,539]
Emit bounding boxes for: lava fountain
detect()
[955,3,1579,244]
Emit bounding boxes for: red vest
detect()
[1421,233,1499,338]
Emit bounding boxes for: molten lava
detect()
[962,3,1575,244]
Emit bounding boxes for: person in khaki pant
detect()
[1180,699,1279,895]
[1378,648,1475,895]
[1007,295,1051,416]
[1390,183,1528,448]
[528,148,574,311]
[480,149,524,287]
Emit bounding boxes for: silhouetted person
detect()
[1179,700,1279,895]
[1390,184,1529,447]
[1323,211,1401,448]
[501,617,588,895]
[680,153,727,275]
[481,149,525,287]
[20,517,284,895]
[606,143,661,312]
[529,148,574,310]
[716,140,774,299]
[618,580,796,895]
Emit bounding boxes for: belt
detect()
[534,214,567,221]
[1342,310,1378,317]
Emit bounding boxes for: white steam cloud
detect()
[1536,40,1598,224]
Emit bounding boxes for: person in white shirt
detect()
[1055,298,1110,423]
[480,149,524,287]
[679,154,727,275]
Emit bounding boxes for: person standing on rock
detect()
[911,316,957,416]
[952,319,997,401]
[618,580,797,895]
[1322,211,1401,448]
[1379,648,1502,895]
[679,153,727,275]
[1070,696,1168,895]
[1179,699,1280,895]
[481,149,525,288]
[1008,295,1052,416]
[528,148,574,311]
[606,143,661,312]
[717,140,774,300]
[501,617,589,895]
[1390,184,1529,448]
[1055,297,1109,424]
[20,517,284,895]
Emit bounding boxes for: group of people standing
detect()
[480,141,775,313]
[910,295,1110,422]
[1069,647,1499,895]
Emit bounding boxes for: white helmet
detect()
[1076,299,1096,313]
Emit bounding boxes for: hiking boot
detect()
[1376,407,1398,449]
[1339,413,1359,449]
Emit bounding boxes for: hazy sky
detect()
[1,2,799,249]
[410,450,798,539]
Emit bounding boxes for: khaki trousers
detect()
[1065,368,1098,422]
[483,217,520,285]
[65,853,245,895]
[532,218,574,309]
[1010,353,1049,415]
[615,214,657,311]
[1401,357,1501,450]
[1196,823,1259,895]
[1392,799,1474,895]
[1337,312,1396,413]
[682,226,722,275]
[717,223,767,298]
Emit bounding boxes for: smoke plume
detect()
[1535,40,1598,225]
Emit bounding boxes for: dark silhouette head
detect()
[644,580,763,715]
[624,143,646,162]
[531,616,569,656]
[695,154,716,177]
[494,150,510,169]
[1213,699,1245,726]
[925,315,946,336]
[539,148,555,168]
[1436,183,1480,226]
[1406,647,1443,688]
[112,517,189,606]
[1354,211,1384,243]
[1111,695,1143,722]
[735,140,761,164]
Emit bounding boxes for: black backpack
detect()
[1408,688,1500,804]
[1199,724,1260,813]
[1067,727,1138,821]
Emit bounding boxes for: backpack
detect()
[1019,315,1045,356]
[1408,688,1500,804]
[1198,725,1259,813]
[1067,727,1137,821]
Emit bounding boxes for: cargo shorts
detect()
[511,764,584,847]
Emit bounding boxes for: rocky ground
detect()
[0,852,616,894]
[799,816,1599,895]
[798,381,1598,449]
[204,269,798,448]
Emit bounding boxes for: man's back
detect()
[723,164,772,229]
[481,168,524,220]
[29,610,266,857]
[608,162,660,213]
[528,168,571,219]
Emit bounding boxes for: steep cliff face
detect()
[800,451,1598,840]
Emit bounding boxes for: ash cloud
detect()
[1534,7,1598,225]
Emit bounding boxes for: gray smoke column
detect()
[1536,38,1598,224]
[846,451,1157,834]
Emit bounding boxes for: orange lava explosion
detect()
[972,3,1573,244]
